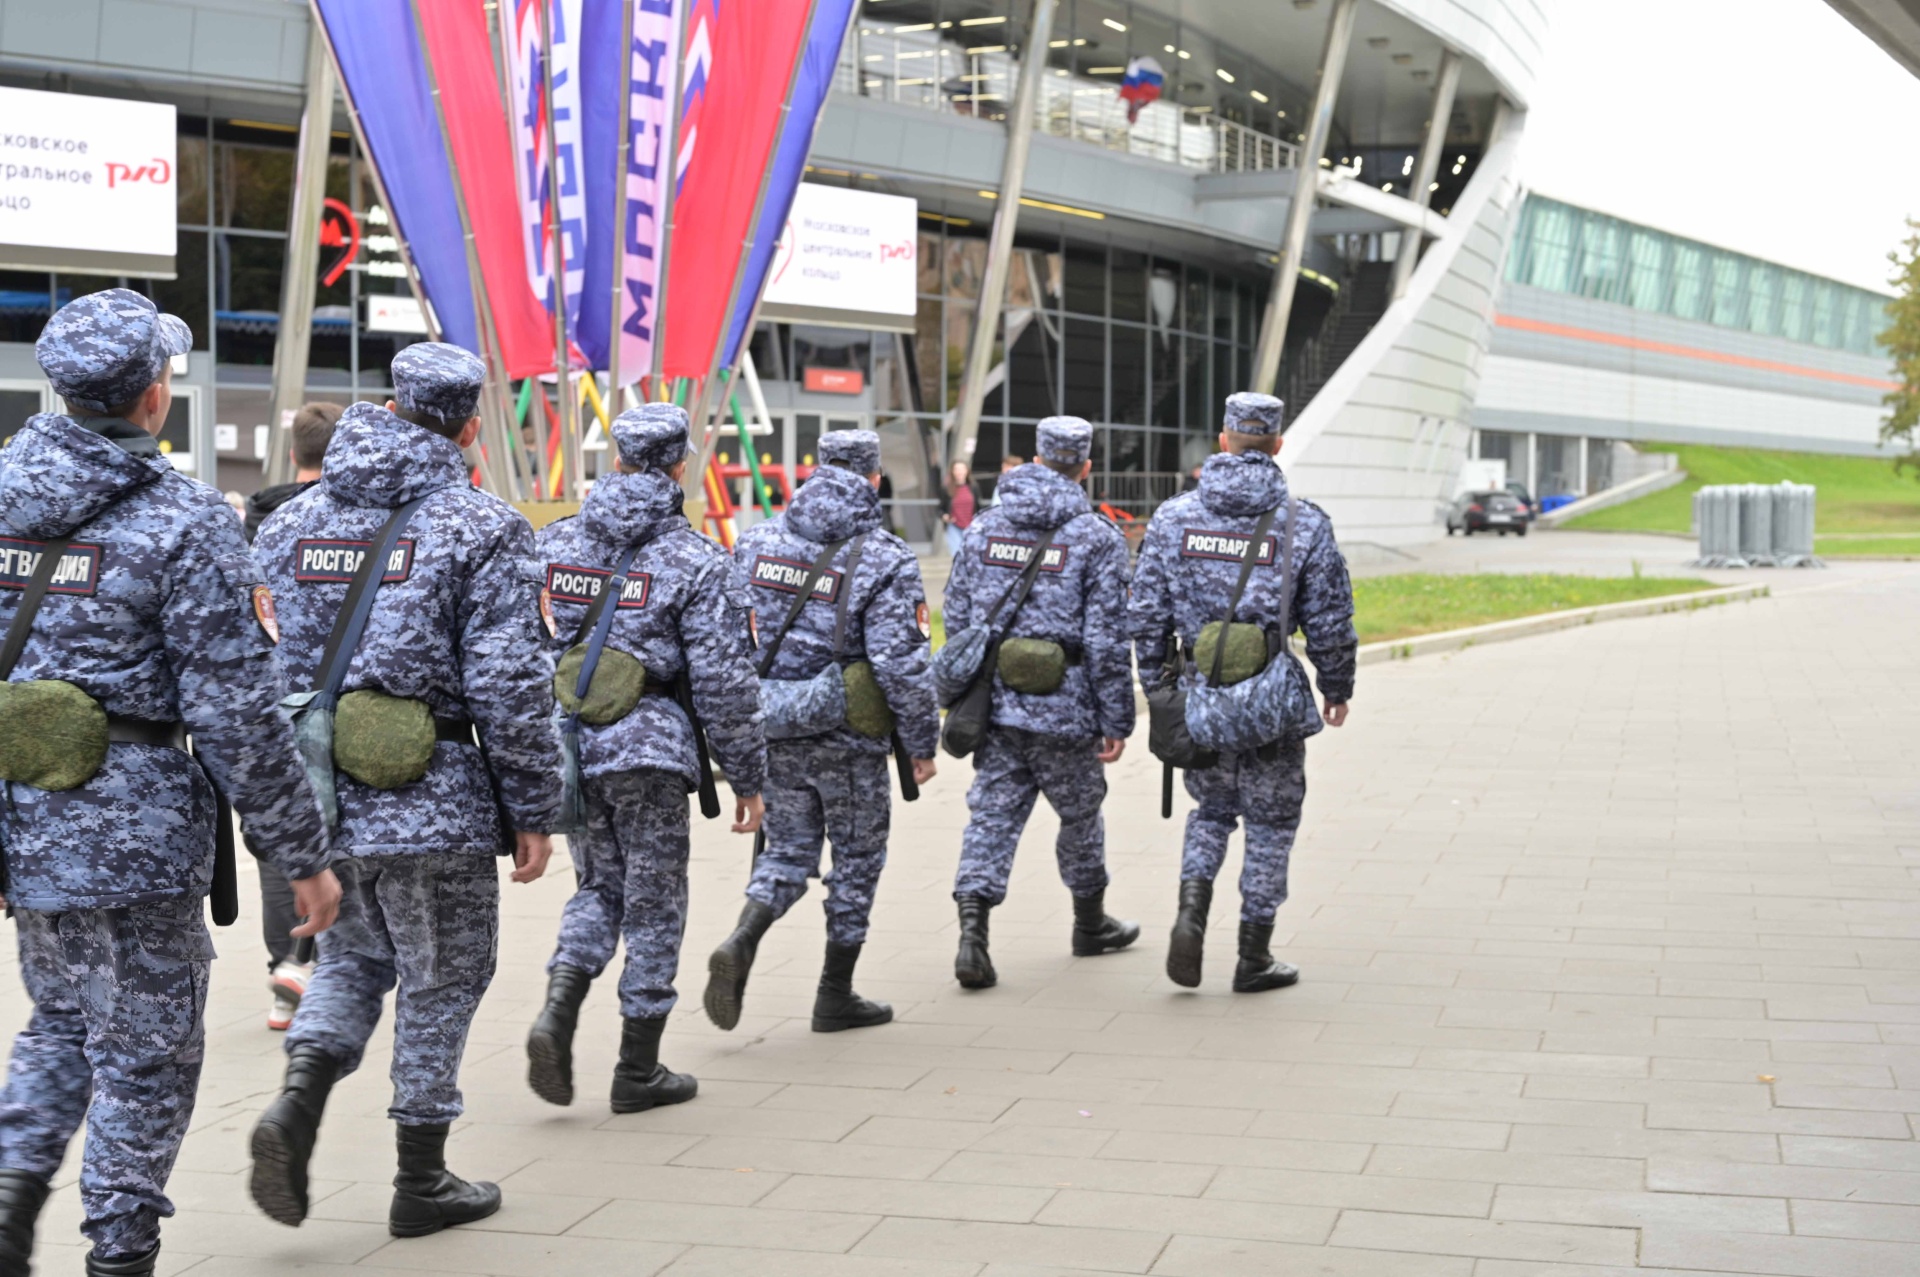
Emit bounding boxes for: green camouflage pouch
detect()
[0,680,109,791]
[1194,621,1270,687]
[842,661,896,739]
[554,645,648,726]
[333,689,436,790]
[996,636,1068,695]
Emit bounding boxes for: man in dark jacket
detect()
[0,289,340,1277]
[943,417,1137,989]
[1130,392,1357,993]
[705,430,939,1034]
[247,344,565,1238]
[245,399,343,1031]
[525,403,768,1113]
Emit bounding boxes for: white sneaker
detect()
[269,960,313,1006]
[267,992,297,1031]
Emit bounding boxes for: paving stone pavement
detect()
[6,561,1919,1275]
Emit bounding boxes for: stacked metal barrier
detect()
[1691,482,1823,568]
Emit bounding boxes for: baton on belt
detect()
[892,731,919,802]
[1161,759,1174,820]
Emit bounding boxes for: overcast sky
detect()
[1521,0,1920,294]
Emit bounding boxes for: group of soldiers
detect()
[0,289,1355,1275]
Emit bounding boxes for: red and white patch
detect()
[747,608,760,648]
[252,585,279,644]
[539,587,557,638]
[916,601,931,639]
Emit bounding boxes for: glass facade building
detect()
[1505,194,1888,356]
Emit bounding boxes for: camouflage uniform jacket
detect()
[731,464,939,759]
[944,464,1135,741]
[1130,450,1357,703]
[0,413,330,908]
[254,402,563,854]
[538,469,767,796]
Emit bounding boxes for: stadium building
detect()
[0,0,1892,545]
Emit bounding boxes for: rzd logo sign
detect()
[104,159,172,188]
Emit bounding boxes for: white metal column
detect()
[951,0,1058,465]
[1389,49,1461,302]
[1250,0,1357,395]
[263,27,335,486]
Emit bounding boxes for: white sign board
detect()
[367,293,430,334]
[0,86,177,276]
[761,184,917,330]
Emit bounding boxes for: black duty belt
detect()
[435,717,477,745]
[106,717,188,750]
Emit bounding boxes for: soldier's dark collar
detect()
[76,416,161,456]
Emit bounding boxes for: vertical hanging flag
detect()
[506,0,589,359]
[576,0,681,385]
[1119,55,1165,124]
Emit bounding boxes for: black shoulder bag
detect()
[939,528,1057,760]
[827,537,915,801]
[1147,505,1277,816]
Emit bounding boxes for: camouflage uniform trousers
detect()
[748,740,890,946]
[0,898,211,1258]
[547,768,690,1019]
[954,725,1109,905]
[286,854,498,1126]
[1182,737,1307,924]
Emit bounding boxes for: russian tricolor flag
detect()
[1119,55,1165,125]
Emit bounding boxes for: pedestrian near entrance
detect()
[247,344,564,1238]
[526,402,768,1113]
[246,400,345,1031]
[706,429,938,1034]
[1130,392,1356,992]
[945,416,1138,989]
[941,459,977,556]
[0,289,341,1277]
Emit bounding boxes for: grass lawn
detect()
[1561,444,1920,546]
[1350,573,1717,644]
[932,573,1719,650]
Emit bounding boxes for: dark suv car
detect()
[1446,489,1530,536]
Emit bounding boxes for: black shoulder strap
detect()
[982,527,1057,632]
[830,534,869,659]
[1209,505,1279,685]
[567,542,643,705]
[755,536,849,677]
[0,535,74,682]
[313,496,429,703]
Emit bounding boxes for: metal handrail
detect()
[837,30,1297,176]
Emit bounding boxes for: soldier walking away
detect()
[246,400,345,1031]
[0,290,342,1277]
[945,417,1137,989]
[525,403,768,1112]
[705,430,938,1033]
[1130,392,1356,992]
[247,344,564,1237]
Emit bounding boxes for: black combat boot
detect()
[1070,890,1140,957]
[1165,879,1213,988]
[610,1017,699,1113]
[83,1244,158,1276]
[526,965,594,1106]
[954,897,996,989]
[1231,921,1300,993]
[0,1169,50,1277]
[703,899,776,1031]
[388,1122,500,1238]
[249,1044,342,1226]
[811,941,893,1032]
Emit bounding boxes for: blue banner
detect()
[314,0,478,356]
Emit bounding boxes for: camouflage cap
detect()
[1036,416,1093,466]
[612,402,694,471]
[391,342,486,424]
[818,428,881,475]
[1223,391,1284,436]
[36,288,192,415]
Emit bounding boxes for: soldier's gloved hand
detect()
[732,794,765,834]
[1096,737,1126,764]
[1324,700,1349,728]
[290,869,343,937]
[512,832,554,883]
[911,758,938,786]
